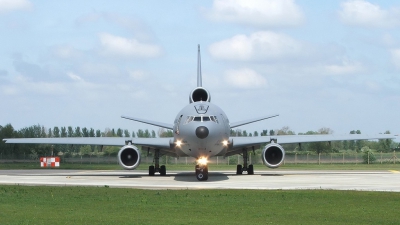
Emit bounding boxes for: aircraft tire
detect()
[236,165,243,175]
[149,166,155,176]
[248,164,254,175]
[160,165,166,176]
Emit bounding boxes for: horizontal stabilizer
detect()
[121,115,174,130]
[230,114,279,128]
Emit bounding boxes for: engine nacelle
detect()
[262,143,285,168]
[189,87,211,103]
[117,145,141,170]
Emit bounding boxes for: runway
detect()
[1,169,399,191]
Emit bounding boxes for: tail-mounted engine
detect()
[118,145,141,170]
[262,143,285,168]
[190,87,211,103]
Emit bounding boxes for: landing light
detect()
[197,157,208,165]
[222,140,228,146]
[176,140,182,147]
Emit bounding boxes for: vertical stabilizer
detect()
[197,44,202,87]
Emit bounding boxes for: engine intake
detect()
[262,143,285,168]
[190,87,211,103]
[118,145,141,170]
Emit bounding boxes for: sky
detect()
[0,0,399,139]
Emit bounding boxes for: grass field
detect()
[1,162,400,171]
[0,185,399,224]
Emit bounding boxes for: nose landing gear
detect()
[195,157,209,181]
[195,164,208,181]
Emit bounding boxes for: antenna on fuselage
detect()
[197,44,202,87]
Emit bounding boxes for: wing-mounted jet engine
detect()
[261,143,285,168]
[118,145,141,170]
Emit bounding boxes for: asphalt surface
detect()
[0,169,399,191]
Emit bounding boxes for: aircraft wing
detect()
[230,114,279,128]
[3,137,173,149]
[227,134,394,155]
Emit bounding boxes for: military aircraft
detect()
[4,45,394,181]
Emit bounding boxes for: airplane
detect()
[3,45,394,181]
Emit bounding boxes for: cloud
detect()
[67,72,84,82]
[224,68,267,89]
[209,31,303,61]
[339,0,400,28]
[390,48,400,69]
[205,0,304,28]
[324,60,364,75]
[0,0,32,13]
[98,33,162,58]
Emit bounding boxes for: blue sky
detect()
[0,0,399,139]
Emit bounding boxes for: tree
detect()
[96,129,101,137]
[89,128,95,137]
[82,127,89,137]
[269,130,275,136]
[117,128,123,137]
[242,130,248,137]
[79,145,92,156]
[53,127,60,137]
[60,127,67,137]
[253,131,258,137]
[74,127,82,137]
[124,129,130,138]
[151,130,156,138]
[67,126,73,137]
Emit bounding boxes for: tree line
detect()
[0,123,398,159]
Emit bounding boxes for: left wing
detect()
[3,137,172,147]
[226,134,394,155]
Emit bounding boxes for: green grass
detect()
[0,185,399,224]
[1,162,400,171]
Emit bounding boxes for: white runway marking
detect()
[0,169,399,192]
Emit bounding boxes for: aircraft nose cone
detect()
[195,126,209,139]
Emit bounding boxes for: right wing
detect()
[225,134,395,156]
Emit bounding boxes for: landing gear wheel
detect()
[236,165,243,175]
[195,165,208,181]
[247,164,254,175]
[149,165,155,176]
[160,165,166,176]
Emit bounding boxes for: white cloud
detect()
[67,72,84,82]
[0,0,32,13]
[206,0,304,28]
[209,31,303,61]
[224,68,267,89]
[99,33,162,58]
[390,48,400,69]
[339,0,400,28]
[324,60,364,75]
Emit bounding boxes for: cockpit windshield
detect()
[184,115,219,124]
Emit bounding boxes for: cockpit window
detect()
[184,115,219,124]
[184,116,194,124]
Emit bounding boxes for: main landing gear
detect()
[148,149,167,176]
[195,157,209,181]
[236,149,254,175]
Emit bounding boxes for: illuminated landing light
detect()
[222,140,228,146]
[197,157,208,165]
[176,140,182,147]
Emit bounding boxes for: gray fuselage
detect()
[173,101,230,159]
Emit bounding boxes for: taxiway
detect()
[0,169,399,191]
